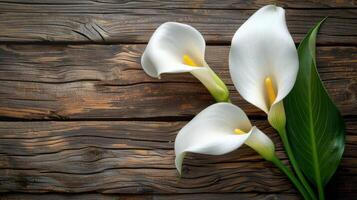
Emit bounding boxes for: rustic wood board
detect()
[0,45,355,119]
[0,193,303,200]
[0,9,356,44]
[0,0,355,10]
[0,1,356,199]
[0,120,355,196]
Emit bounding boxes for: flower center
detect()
[183,55,199,67]
[234,128,247,135]
[264,77,277,108]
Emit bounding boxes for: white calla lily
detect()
[174,103,275,174]
[141,22,230,102]
[229,5,298,130]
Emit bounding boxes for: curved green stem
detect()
[278,128,317,200]
[271,155,311,200]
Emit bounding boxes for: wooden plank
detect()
[0,119,355,194]
[0,0,355,11]
[0,9,355,44]
[0,45,355,119]
[0,193,302,200]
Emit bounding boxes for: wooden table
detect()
[0,1,355,199]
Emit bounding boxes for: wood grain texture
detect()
[0,119,355,196]
[0,1,355,199]
[0,0,355,11]
[0,45,355,119]
[0,193,302,200]
[0,9,355,44]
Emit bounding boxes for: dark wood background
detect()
[0,0,356,199]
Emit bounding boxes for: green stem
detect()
[317,182,325,200]
[278,128,317,200]
[271,155,311,200]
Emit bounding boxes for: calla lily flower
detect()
[174,102,275,174]
[141,22,230,102]
[174,103,311,199]
[229,5,298,130]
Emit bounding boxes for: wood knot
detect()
[85,147,105,161]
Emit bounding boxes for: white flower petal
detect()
[229,5,298,113]
[141,22,206,78]
[174,103,252,174]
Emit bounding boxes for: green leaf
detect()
[284,19,345,190]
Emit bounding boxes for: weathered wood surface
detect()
[0,9,356,44]
[0,120,355,196]
[0,45,355,119]
[0,1,356,199]
[0,193,302,200]
[0,0,355,10]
